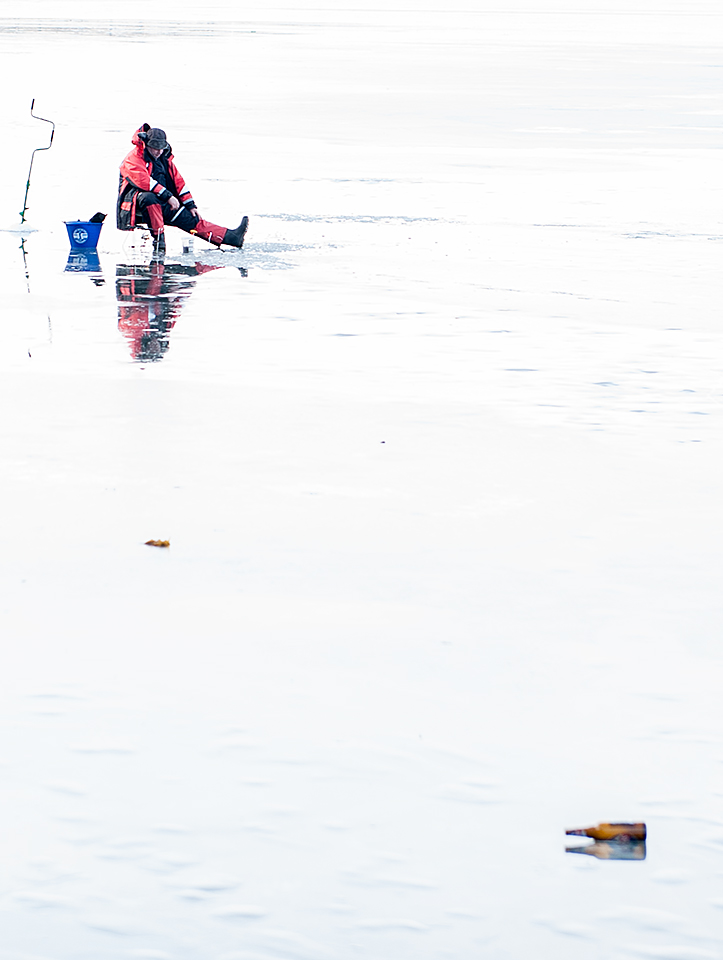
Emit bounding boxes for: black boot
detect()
[152,231,166,255]
[224,216,249,248]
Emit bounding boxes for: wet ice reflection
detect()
[566,841,647,861]
[116,260,245,361]
[65,249,102,276]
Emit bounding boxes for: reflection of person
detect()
[116,260,230,361]
[117,124,248,254]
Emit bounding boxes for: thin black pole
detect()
[20,99,55,224]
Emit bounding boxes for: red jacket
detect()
[117,123,195,230]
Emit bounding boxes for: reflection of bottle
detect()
[566,840,646,861]
[566,822,646,841]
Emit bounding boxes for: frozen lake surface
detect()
[1,1,723,957]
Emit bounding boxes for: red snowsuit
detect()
[117,124,229,246]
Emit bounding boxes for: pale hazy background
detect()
[1,2,723,958]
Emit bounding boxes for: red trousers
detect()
[140,193,228,246]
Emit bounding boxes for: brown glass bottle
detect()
[566,822,646,842]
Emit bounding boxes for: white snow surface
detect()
[1,1,723,957]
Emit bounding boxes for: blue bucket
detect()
[65,220,103,250]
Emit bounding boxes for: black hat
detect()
[146,127,168,149]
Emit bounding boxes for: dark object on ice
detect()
[145,539,170,548]
[89,212,106,223]
[117,123,249,249]
[566,840,646,861]
[65,219,103,250]
[152,232,166,256]
[20,99,55,224]
[566,822,646,842]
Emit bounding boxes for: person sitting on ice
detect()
[117,124,248,254]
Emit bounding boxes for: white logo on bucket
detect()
[72,227,89,243]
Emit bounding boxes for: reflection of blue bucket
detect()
[65,250,101,273]
[65,220,103,249]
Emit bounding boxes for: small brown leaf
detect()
[145,539,170,548]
